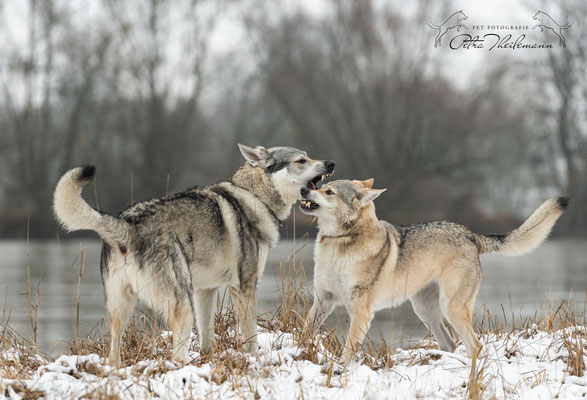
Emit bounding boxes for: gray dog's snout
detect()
[325,161,336,172]
[300,187,310,197]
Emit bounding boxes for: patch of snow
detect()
[1,327,585,399]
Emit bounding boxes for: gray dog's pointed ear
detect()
[358,188,386,207]
[238,144,271,167]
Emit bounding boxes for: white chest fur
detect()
[313,240,358,306]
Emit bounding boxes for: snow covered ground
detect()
[1,325,586,399]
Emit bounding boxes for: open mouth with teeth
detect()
[300,199,319,211]
[306,172,333,190]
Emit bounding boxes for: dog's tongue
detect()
[309,181,317,190]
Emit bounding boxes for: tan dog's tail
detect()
[54,166,130,247]
[475,197,569,256]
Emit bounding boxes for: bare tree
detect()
[95,0,218,205]
[529,0,586,232]
[0,0,111,235]
[243,0,530,224]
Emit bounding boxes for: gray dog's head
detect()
[238,144,335,204]
[299,179,385,228]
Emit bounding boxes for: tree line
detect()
[0,0,584,238]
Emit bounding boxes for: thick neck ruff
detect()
[230,164,287,225]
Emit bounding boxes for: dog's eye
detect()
[295,159,307,164]
[325,189,334,195]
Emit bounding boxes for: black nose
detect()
[300,187,310,197]
[325,160,335,172]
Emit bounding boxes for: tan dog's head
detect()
[299,178,385,229]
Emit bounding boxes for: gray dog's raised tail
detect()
[53,166,130,246]
[475,197,569,256]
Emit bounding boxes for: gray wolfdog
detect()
[300,179,568,368]
[53,144,335,367]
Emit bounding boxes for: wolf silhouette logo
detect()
[427,11,469,47]
[532,11,573,47]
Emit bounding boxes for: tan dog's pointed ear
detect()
[352,178,374,189]
[358,188,386,207]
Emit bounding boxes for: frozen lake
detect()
[0,238,585,355]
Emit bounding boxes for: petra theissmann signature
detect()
[450,33,553,50]
[428,10,574,50]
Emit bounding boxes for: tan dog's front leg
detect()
[341,299,373,365]
[305,289,336,333]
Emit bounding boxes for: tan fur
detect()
[301,180,568,366]
[475,197,566,256]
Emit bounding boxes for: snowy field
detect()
[1,324,585,399]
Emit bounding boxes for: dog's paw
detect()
[171,357,189,366]
[244,341,260,355]
[107,354,122,369]
[320,360,345,375]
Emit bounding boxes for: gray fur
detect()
[53,144,335,366]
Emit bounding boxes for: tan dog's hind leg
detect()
[444,305,481,357]
[341,298,373,365]
[411,282,456,352]
[439,261,483,357]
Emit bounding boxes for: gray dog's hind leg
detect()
[169,299,194,364]
[104,269,137,367]
[411,282,456,352]
[229,286,259,353]
[194,288,218,353]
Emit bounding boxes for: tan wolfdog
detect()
[300,179,568,367]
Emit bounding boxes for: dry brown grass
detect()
[0,237,585,397]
